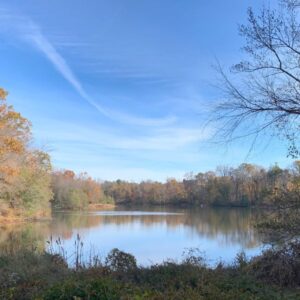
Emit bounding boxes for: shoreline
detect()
[0,203,269,224]
[0,208,52,224]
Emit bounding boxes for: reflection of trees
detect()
[0,223,50,254]
[99,208,262,248]
[184,208,263,248]
[49,212,106,239]
[51,208,263,249]
[0,208,264,252]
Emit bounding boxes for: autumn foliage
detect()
[0,88,52,220]
[102,162,300,209]
[51,170,113,210]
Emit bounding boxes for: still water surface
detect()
[1,206,266,266]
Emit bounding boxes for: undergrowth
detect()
[0,238,299,299]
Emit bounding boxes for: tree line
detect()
[102,162,300,208]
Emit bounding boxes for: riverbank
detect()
[0,207,51,224]
[0,203,116,224]
[0,244,299,299]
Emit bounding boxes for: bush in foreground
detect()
[0,245,299,299]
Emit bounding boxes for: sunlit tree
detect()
[0,88,52,218]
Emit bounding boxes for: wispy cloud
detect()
[33,118,211,151]
[0,8,176,127]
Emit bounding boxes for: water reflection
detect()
[0,207,265,265]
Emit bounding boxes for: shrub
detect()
[249,242,300,287]
[105,248,137,272]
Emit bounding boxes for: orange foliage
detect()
[52,170,105,209]
[0,88,31,187]
[63,170,75,179]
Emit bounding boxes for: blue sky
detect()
[0,0,293,181]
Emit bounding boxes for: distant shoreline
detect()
[0,202,269,224]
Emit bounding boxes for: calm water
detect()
[0,206,266,266]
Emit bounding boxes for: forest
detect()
[102,162,300,207]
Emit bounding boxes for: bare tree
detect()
[214,0,300,157]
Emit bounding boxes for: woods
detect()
[102,162,300,207]
[51,170,113,210]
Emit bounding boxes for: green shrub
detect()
[43,278,122,300]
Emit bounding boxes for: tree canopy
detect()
[0,88,53,220]
[214,0,300,157]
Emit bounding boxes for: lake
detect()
[0,206,266,266]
